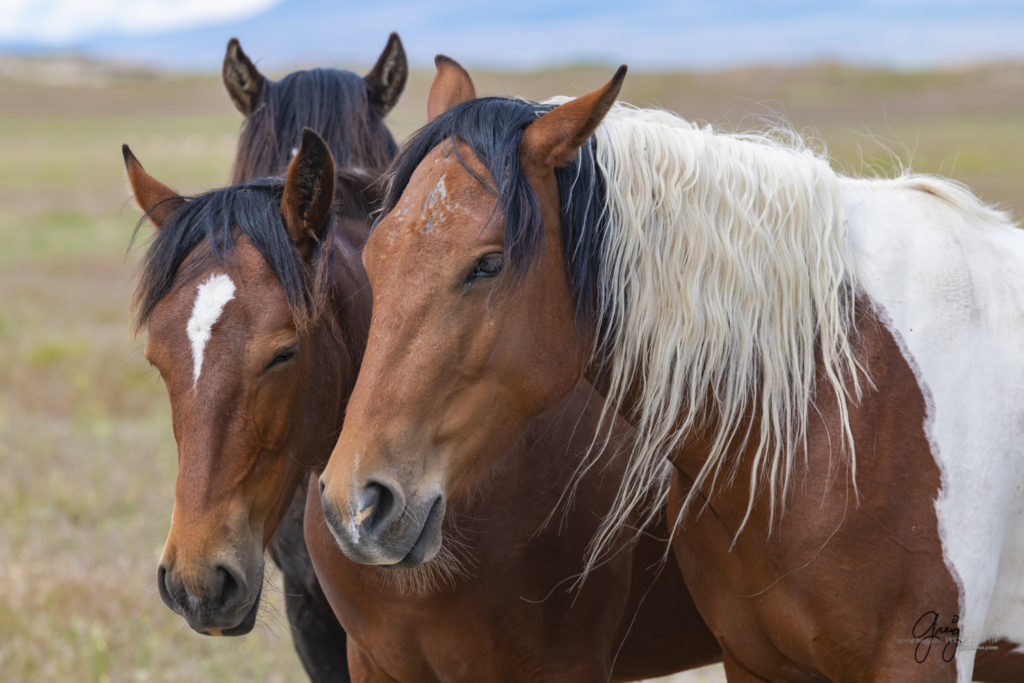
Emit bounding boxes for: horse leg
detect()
[268,482,352,682]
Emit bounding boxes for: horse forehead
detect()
[148,241,288,357]
[369,143,497,264]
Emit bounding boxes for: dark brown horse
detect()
[318,57,1024,682]
[224,33,405,182]
[221,35,405,681]
[126,124,721,680]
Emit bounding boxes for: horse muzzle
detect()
[318,474,445,568]
[157,557,263,636]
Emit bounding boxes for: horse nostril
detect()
[358,480,403,537]
[157,564,174,609]
[318,475,326,498]
[215,565,243,609]
[357,481,383,514]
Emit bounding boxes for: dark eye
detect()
[266,347,297,370]
[466,253,504,284]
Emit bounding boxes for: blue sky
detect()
[3,0,1024,71]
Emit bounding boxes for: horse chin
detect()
[194,584,263,637]
[388,496,445,569]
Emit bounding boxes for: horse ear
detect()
[222,37,265,116]
[520,65,627,172]
[364,32,408,116]
[123,144,184,229]
[281,128,335,258]
[426,55,476,122]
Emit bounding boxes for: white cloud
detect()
[0,0,281,44]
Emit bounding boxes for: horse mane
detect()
[232,68,397,183]
[580,103,867,565]
[584,105,1019,565]
[133,169,374,335]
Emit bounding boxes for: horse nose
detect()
[157,561,248,626]
[319,474,405,543]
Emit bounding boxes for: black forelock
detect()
[377,96,607,324]
[232,67,398,183]
[133,178,303,331]
[132,172,372,333]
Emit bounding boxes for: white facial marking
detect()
[186,273,236,389]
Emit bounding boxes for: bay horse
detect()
[318,57,1024,681]
[220,34,405,681]
[125,125,721,680]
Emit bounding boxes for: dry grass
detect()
[2,55,1022,681]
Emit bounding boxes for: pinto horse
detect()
[126,125,721,680]
[318,57,1024,681]
[220,34,405,681]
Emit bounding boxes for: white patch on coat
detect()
[422,174,449,233]
[186,273,236,389]
[843,175,1024,680]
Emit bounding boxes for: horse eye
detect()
[266,348,297,370]
[467,253,504,283]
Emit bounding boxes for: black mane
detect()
[378,96,607,324]
[233,68,397,182]
[133,170,373,333]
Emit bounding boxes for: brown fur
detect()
[661,300,957,680]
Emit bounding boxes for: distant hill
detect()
[5,1,1024,74]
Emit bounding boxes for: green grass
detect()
[1,56,1023,682]
[0,66,305,681]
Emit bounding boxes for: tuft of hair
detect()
[372,523,475,596]
[132,171,373,335]
[233,68,397,183]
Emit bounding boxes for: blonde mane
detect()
[579,102,864,566]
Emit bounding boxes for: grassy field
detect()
[1,54,1022,681]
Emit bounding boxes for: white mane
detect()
[578,102,865,564]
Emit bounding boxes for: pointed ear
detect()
[281,128,335,259]
[520,65,626,172]
[222,37,265,116]
[364,32,407,116]
[123,144,184,229]
[426,55,476,122]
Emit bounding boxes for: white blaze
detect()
[186,273,236,389]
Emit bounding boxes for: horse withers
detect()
[318,56,1024,681]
